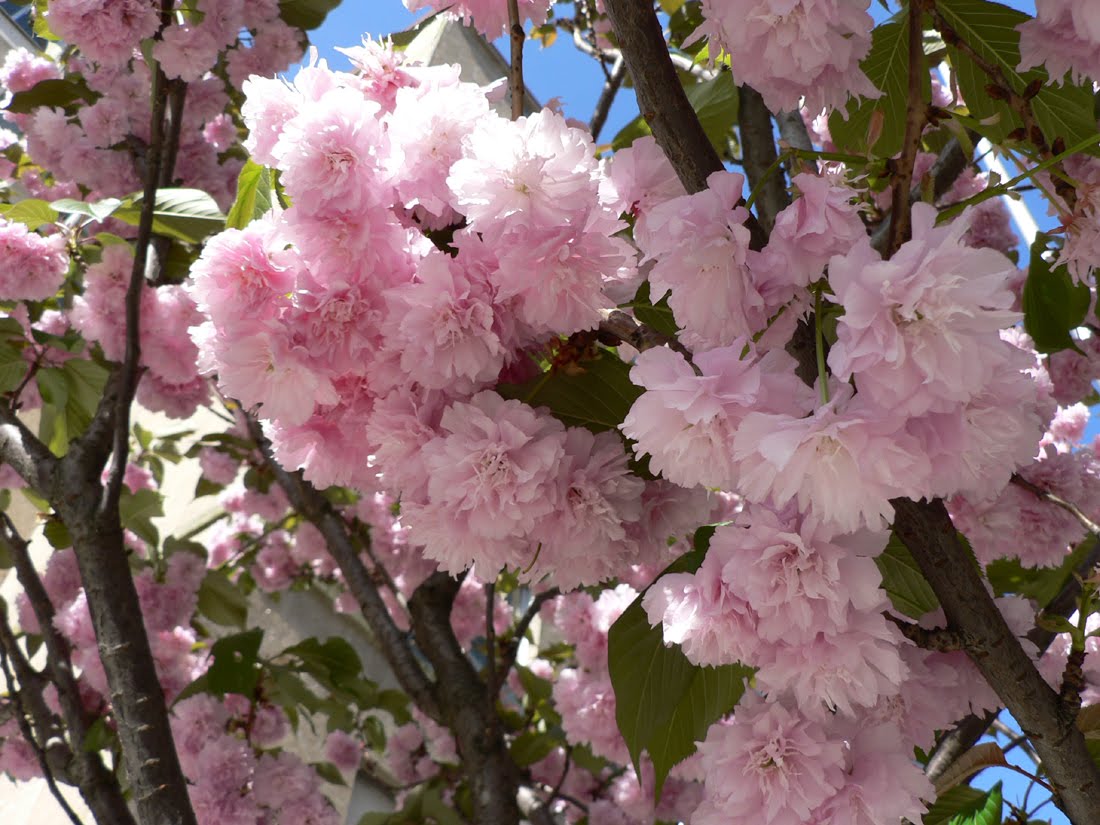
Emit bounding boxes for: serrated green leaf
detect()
[626,281,679,338]
[119,488,163,548]
[498,350,641,433]
[281,637,364,690]
[43,518,72,549]
[947,782,1002,825]
[5,78,93,114]
[1022,234,1090,354]
[226,161,274,230]
[278,0,340,29]
[205,628,264,697]
[51,197,123,223]
[875,532,940,619]
[986,537,1093,608]
[510,730,557,767]
[112,188,225,244]
[831,15,926,158]
[197,569,249,628]
[924,784,997,825]
[612,72,738,152]
[0,341,26,393]
[0,198,59,229]
[609,529,753,797]
[939,0,1100,155]
[311,761,348,786]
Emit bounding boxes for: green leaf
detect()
[112,188,225,244]
[81,717,114,753]
[278,0,340,29]
[939,0,1100,155]
[51,197,123,223]
[924,785,999,825]
[0,199,59,229]
[626,281,679,338]
[875,532,940,619]
[197,569,249,628]
[0,341,26,394]
[612,72,738,152]
[43,519,72,549]
[510,730,557,767]
[36,359,109,456]
[831,15,927,158]
[986,537,1093,608]
[5,78,94,114]
[205,628,264,697]
[1022,233,1091,354]
[497,350,641,433]
[226,161,274,230]
[281,637,363,690]
[119,488,163,548]
[311,761,348,786]
[609,530,753,797]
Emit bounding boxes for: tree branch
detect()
[590,54,626,141]
[408,572,523,825]
[0,406,58,496]
[738,85,790,235]
[892,497,1100,824]
[246,417,441,722]
[507,0,525,121]
[1012,473,1100,537]
[886,0,928,255]
[0,515,136,825]
[0,609,84,825]
[492,588,559,696]
[602,0,767,248]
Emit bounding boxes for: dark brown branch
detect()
[886,0,928,255]
[738,85,790,235]
[602,0,766,248]
[247,418,441,722]
[409,572,523,825]
[485,582,498,715]
[590,54,626,141]
[1059,647,1087,715]
[507,0,525,121]
[0,515,136,825]
[870,134,977,254]
[885,612,966,652]
[601,0,720,193]
[493,588,559,696]
[0,406,58,496]
[0,613,83,825]
[892,498,1100,824]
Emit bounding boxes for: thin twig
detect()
[0,607,84,825]
[885,612,966,652]
[590,54,626,141]
[485,582,497,715]
[493,588,559,696]
[886,0,928,255]
[507,0,525,120]
[246,415,442,722]
[1012,473,1100,536]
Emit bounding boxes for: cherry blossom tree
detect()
[2,1,1100,825]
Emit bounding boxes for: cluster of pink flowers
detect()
[170,694,340,825]
[694,0,879,114]
[193,46,711,588]
[1018,0,1100,85]
[0,216,69,301]
[402,0,550,39]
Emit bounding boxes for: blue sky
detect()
[306,4,1073,822]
